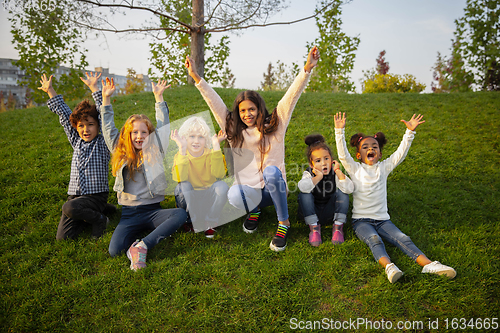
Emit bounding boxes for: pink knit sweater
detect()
[195,69,311,189]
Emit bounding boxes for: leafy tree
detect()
[431,42,474,93]
[306,0,359,93]
[124,68,147,95]
[376,50,390,75]
[9,0,88,103]
[453,0,500,90]
[6,91,17,110]
[0,92,6,112]
[220,67,236,88]
[360,50,389,92]
[363,74,425,93]
[70,0,340,84]
[260,63,276,91]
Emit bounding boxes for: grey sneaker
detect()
[422,261,456,278]
[385,263,403,283]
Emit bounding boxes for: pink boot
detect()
[331,224,344,245]
[309,225,322,247]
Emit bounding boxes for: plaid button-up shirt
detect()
[47,91,110,195]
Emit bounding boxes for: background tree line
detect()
[4,0,499,108]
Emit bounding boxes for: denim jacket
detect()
[100,102,171,196]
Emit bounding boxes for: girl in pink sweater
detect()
[185,47,319,251]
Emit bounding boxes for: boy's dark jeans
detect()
[56,192,108,240]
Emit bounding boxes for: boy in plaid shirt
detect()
[39,72,114,239]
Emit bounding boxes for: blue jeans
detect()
[108,203,187,257]
[174,180,229,224]
[227,166,289,222]
[352,218,424,262]
[297,189,349,226]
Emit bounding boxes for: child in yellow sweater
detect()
[171,116,228,237]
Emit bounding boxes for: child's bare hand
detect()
[152,80,171,95]
[170,129,187,152]
[38,74,53,93]
[38,74,57,98]
[312,167,324,181]
[333,160,340,171]
[401,114,425,131]
[101,77,116,98]
[304,46,320,73]
[80,72,102,92]
[217,130,227,144]
[334,112,346,129]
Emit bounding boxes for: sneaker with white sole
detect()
[243,210,260,233]
[385,262,403,283]
[422,261,456,278]
[126,240,147,271]
[269,224,290,252]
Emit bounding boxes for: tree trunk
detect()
[189,0,205,85]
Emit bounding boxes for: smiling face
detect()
[356,137,382,165]
[131,120,149,150]
[310,148,333,175]
[186,129,206,157]
[76,116,99,142]
[238,99,258,127]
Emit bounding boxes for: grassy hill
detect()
[1,87,499,332]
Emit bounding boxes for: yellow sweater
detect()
[172,149,226,190]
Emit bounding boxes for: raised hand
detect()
[212,130,227,150]
[401,114,425,131]
[185,56,201,84]
[152,80,171,103]
[38,74,56,98]
[304,46,320,73]
[101,77,116,98]
[80,72,102,93]
[170,129,187,154]
[334,112,346,129]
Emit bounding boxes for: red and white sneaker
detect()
[204,228,216,239]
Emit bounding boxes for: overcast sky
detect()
[0,0,467,93]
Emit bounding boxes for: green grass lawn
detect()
[1,87,499,332]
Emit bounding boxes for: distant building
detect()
[0,58,152,108]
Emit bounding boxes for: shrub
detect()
[363,73,426,93]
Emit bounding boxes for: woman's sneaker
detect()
[309,225,322,247]
[243,210,261,233]
[422,261,456,278]
[385,263,403,283]
[126,240,147,271]
[269,224,290,252]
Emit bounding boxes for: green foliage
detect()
[148,0,234,86]
[363,73,426,93]
[1,89,499,331]
[453,0,500,90]
[306,0,359,93]
[123,68,147,95]
[431,43,475,93]
[260,60,300,91]
[9,0,88,103]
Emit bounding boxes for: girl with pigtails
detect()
[334,112,456,283]
[297,134,353,247]
[185,47,320,252]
